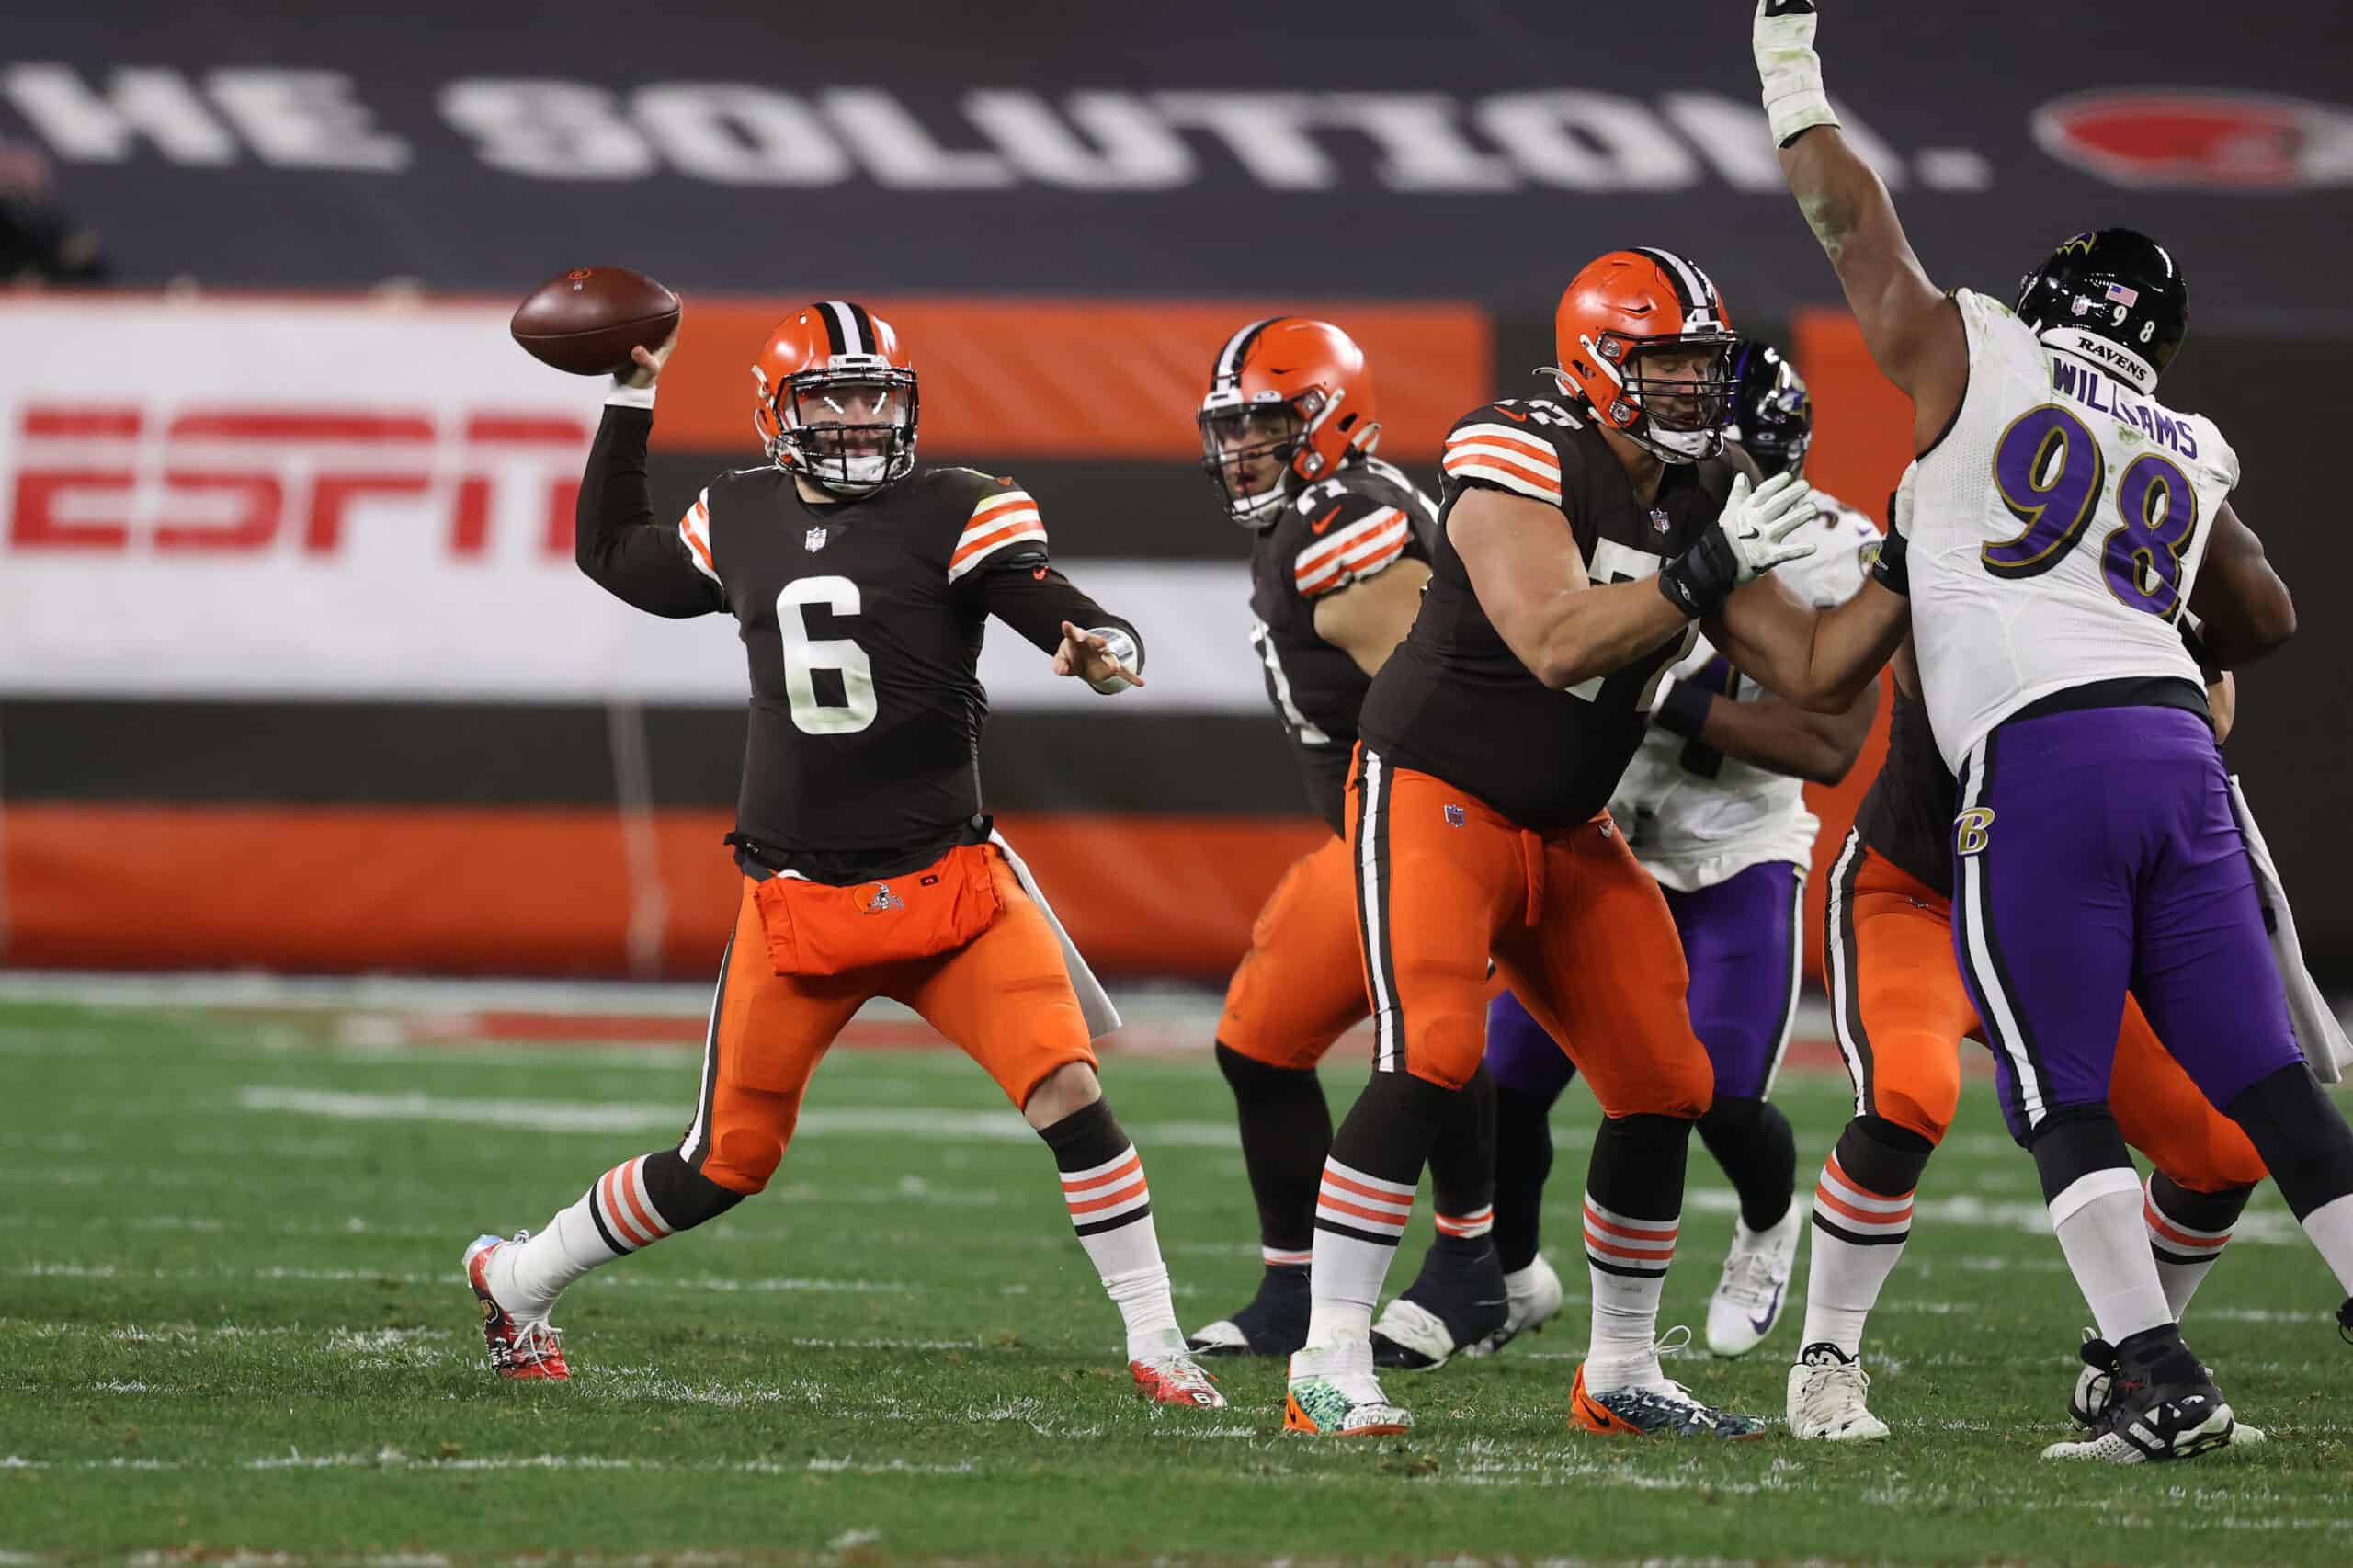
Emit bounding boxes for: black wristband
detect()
[1657,529,1740,619]
[1650,677,1715,741]
[1871,527,1910,597]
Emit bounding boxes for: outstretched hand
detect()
[1051,620,1145,690]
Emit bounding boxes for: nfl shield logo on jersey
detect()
[1649,507,1672,534]
[804,526,829,552]
[1444,804,1466,827]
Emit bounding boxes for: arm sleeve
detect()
[574,400,726,619]
[968,560,1143,665]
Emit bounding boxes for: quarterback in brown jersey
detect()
[1182,319,1506,1366]
[1283,248,1911,1439]
[460,301,1224,1409]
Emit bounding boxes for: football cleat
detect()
[1571,1362,1768,1439]
[463,1233,568,1381]
[1130,1351,1226,1408]
[1370,1235,1508,1370]
[1463,1254,1567,1358]
[2042,1325,2234,1463]
[1705,1206,1802,1358]
[2337,1296,2352,1346]
[1787,1342,1889,1442]
[2067,1328,2263,1445]
[1284,1340,1413,1436]
[1188,1263,1309,1358]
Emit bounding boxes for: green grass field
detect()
[4,994,2349,1568]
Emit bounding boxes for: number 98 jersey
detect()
[1908,290,2239,773]
[681,461,1052,854]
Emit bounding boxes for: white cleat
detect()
[1706,1205,1802,1358]
[1463,1255,1566,1358]
[1787,1342,1889,1441]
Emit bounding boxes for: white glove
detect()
[1755,1,1840,147]
[1720,470,1821,585]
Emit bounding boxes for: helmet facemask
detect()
[766,366,919,497]
[1198,398,1310,527]
[1587,331,1738,464]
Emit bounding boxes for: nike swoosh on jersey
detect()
[1494,406,1531,422]
[1310,506,1344,534]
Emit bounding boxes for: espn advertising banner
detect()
[0,297,1284,711]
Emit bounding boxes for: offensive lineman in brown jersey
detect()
[460,301,1225,1408]
[1283,248,1913,1438]
[1181,319,1506,1363]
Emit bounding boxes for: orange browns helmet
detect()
[751,301,919,497]
[1197,317,1381,526]
[1549,248,1738,465]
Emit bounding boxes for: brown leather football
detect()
[510,266,680,376]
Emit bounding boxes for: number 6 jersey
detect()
[575,396,1142,862]
[1908,290,2237,773]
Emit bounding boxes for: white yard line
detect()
[235,1085,1240,1148]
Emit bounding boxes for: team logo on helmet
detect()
[2033,90,2353,191]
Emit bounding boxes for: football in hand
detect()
[510,266,680,376]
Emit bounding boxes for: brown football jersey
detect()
[1853,689,1959,892]
[1245,456,1439,835]
[577,403,1134,865]
[1358,395,1737,830]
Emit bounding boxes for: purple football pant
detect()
[1949,703,2302,1143]
[1483,858,1805,1103]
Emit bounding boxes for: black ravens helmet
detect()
[2015,228,2188,394]
[1726,342,1813,481]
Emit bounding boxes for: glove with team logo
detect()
[1755,1,1840,148]
[1657,471,1820,619]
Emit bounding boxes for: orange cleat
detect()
[463,1233,569,1381]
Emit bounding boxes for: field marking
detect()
[235,1085,1240,1148]
[8,1263,913,1295]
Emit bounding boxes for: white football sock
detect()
[494,1155,676,1319]
[1304,1157,1412,1349]
[1800,1153,1916,1357]
[1058,1143,1184,1358]
[2298,1191,2353,1295]
[1582,1192,1677,1392]
[2051,1169,2172,1344]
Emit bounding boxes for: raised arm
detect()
[574,331,726,619]
[1755,2,1967,449]
[2186,500,2296,668]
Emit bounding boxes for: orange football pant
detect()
[1825,840,2263,1190]
[1347,753,1711,1116]
[682,851,1097,1195]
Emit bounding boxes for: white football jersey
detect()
[1910,290,2237,773]
[1610,489,1880,892]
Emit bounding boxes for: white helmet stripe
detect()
[1631,246,1720,325]
[1214,317,1280,386]
[821,301,870,356]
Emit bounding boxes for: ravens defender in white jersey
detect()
[1757,0,2353,1461]
[460,301,1225,1408]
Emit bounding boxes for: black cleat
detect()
[2043,1324,2237,1463]
[2337,1296,2352,1346]
[1370,1234,1508,1370]
[1188,1263,1309,1357]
